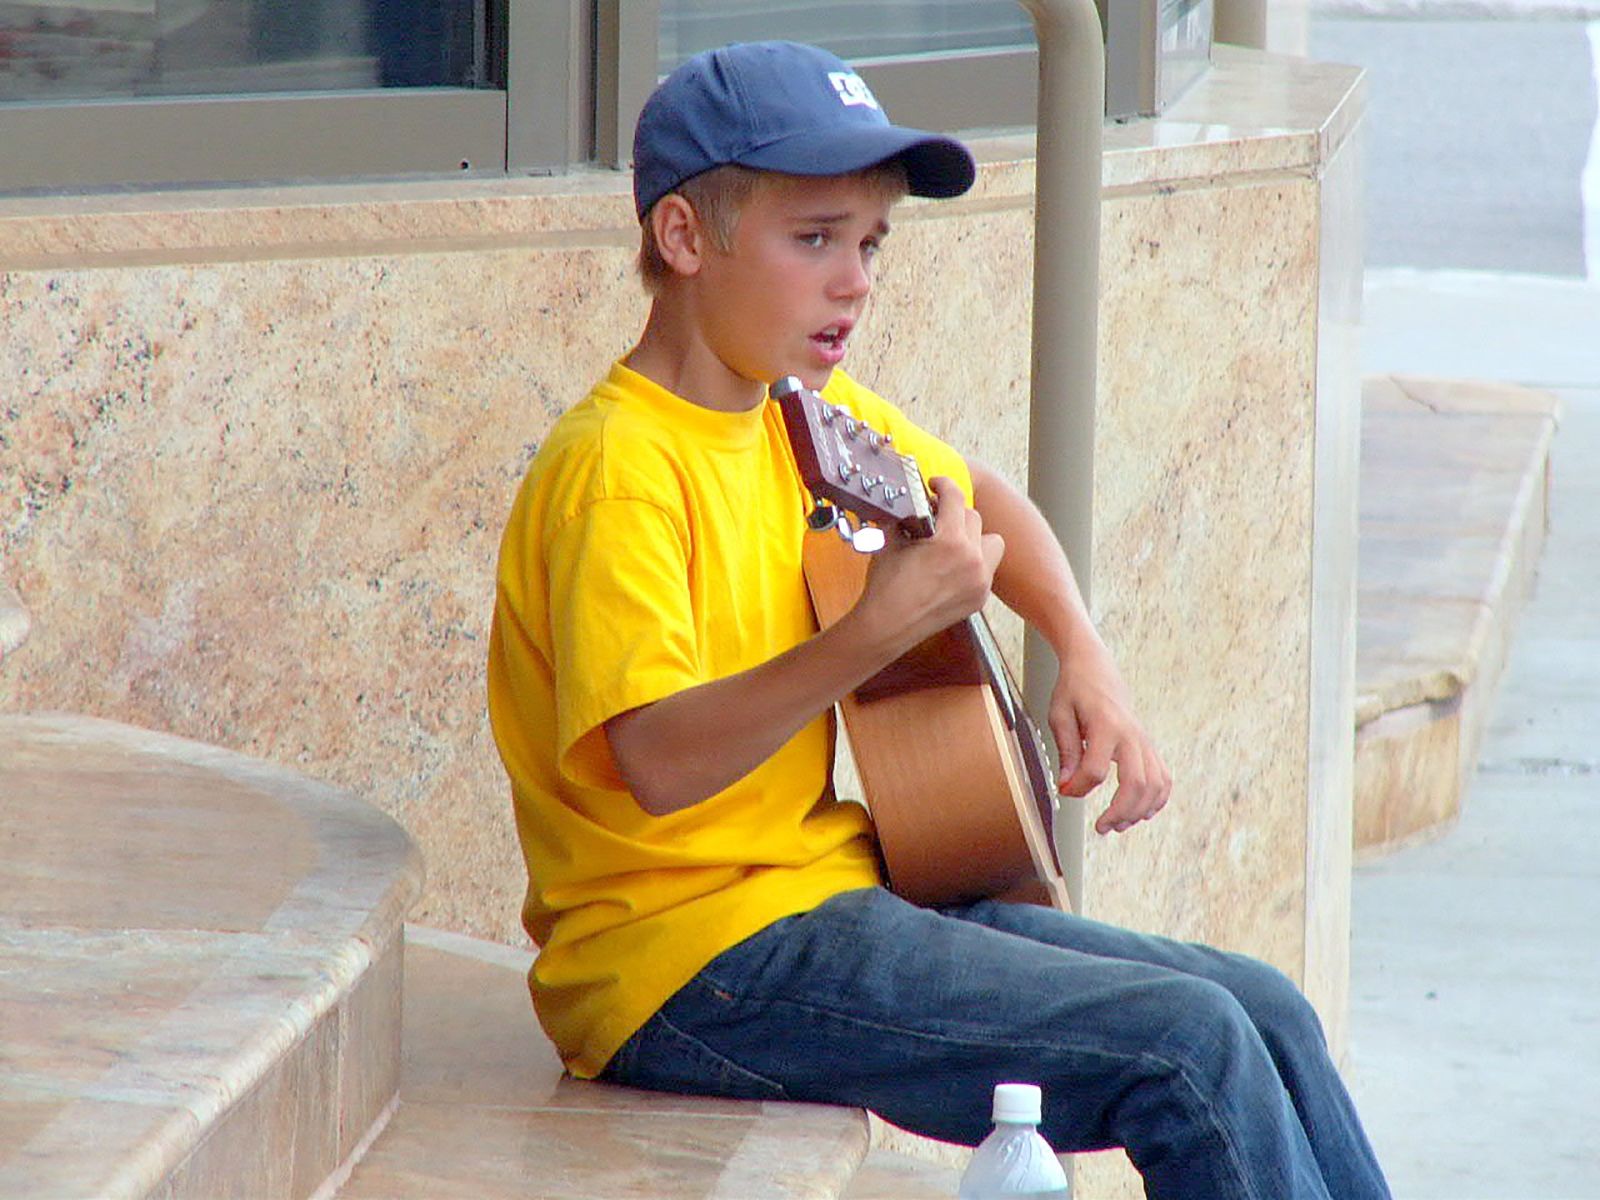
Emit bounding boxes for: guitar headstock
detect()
[771,376,934,543]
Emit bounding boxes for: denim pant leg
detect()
[960,902,1388,1200]
[601,887,1390,1200]
[957,897,1391,1200]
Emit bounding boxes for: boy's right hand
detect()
[856,476,1004,654]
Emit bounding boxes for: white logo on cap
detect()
[828,71,880,111]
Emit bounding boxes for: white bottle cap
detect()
[992,1082,1043,1124]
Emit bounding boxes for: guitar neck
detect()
[779,375,1069,912]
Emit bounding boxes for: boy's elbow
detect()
[605,707,690,817]
[619,752,710,817]
[629,777,680,817]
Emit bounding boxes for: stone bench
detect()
[333,924,964,1200]
[1354,375,1560,854]
[0,711,957,1199]
[0,713,421,1200]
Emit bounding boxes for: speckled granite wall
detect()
[0,49,1364,1124]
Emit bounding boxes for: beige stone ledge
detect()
[338,925,873,1200]
[0,714,423,1200]
[0,48,1362,274]
[1353,376,1558,856]
[1355,375,1560,726]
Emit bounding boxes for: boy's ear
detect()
[650,193,708,278]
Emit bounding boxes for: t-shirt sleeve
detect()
[546,496,701,792]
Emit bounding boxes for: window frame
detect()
[600,2,1040,169]
[0,0,594,194]
[0,91,509,194]
[0,1,1041,195]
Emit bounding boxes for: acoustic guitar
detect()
[771,376,1071,912]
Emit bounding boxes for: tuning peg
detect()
[807,501,839,532]
[849,524,887,554]
[834,511,886,554]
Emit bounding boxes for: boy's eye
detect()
[798,231,828,248]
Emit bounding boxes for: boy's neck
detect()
[625,301,769,415]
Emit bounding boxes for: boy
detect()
[488,40,1390,1199]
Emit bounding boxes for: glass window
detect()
[0,0,496,104]
[658,1,1036,75]
[0,0,523,194]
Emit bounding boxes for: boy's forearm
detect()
[605,602,906,816]
[611,476,1000,818]
[970,460,1104,664]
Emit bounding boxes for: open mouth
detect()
[811,321,853,359]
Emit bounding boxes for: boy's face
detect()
[693,172,895,394]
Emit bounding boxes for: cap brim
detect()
[736,125,976,199]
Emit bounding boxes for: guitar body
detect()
[803,519,1072,912]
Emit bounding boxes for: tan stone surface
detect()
[0,714,420,1200]
[1356,592,1485,722]
[841,1149,963,1199]
[1373,373,1564,418]
[1356,377,1559,723]
[4,745,315,931]
[1080,169,1321,971]
[157,1006,343,1200]
[0,174,639,271]
[1303,121,1364,1071]
[1100,46,1364,193]
[338,931,873,1200]
[338,941,405,1166]
[0,578,28,660]
[1354,699,1463,854]
[1351,377,1556,855]
[0,241,629,941]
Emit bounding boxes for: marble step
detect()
[1354,375,1559,855]
[334,924,967,1200]
[0,714,422,1200]
[841,1148,962,1200]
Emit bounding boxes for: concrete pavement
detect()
[1348,271,1600,1198]
[1297,7,1596,1188]
[1309,16,1598,279]
[1314,2,1600,16]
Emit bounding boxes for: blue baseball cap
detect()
[632,40,977,221]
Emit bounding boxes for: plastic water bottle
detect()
[957,1083,1070,1199]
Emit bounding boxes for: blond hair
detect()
[636,161,909,294]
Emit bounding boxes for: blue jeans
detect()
[601,887,1391,1200]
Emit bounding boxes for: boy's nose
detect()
[831,253,872,300]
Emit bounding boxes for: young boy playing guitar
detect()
[487,40,1391,1199]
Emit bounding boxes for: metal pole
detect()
[1017,0,1105,912]
[1214,0,1269,49]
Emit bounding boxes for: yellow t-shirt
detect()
[486,360,972,1078]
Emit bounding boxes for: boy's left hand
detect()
[1050,646,1172,835]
